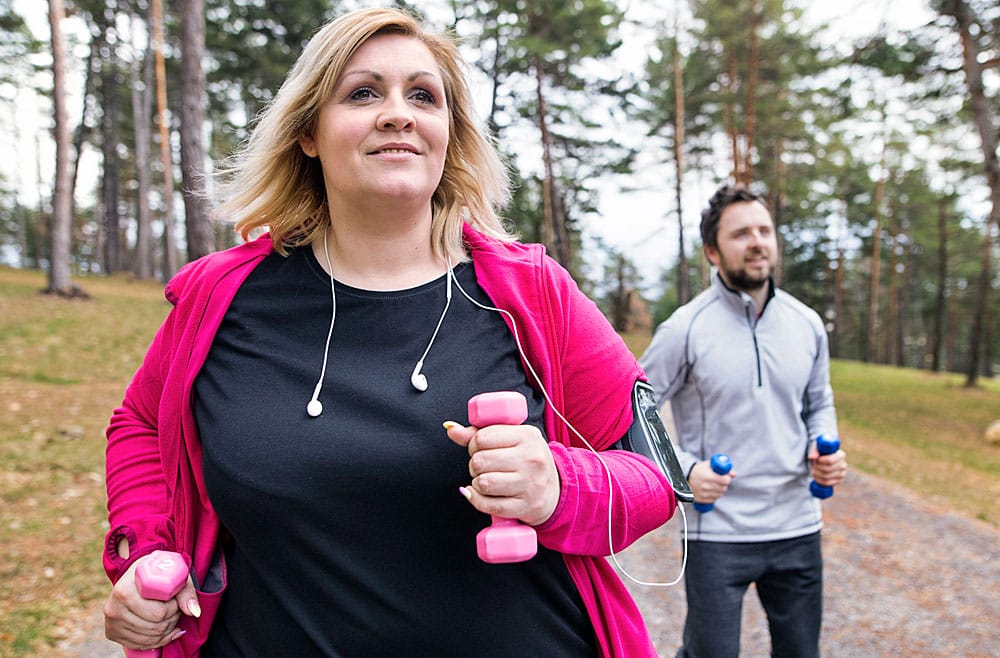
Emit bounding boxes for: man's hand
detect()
[688,459,735,505]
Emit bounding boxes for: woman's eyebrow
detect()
[338,69,440,83]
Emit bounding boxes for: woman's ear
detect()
[299,134,318,158]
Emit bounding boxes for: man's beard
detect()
[720,251,771,291]
[724,268,769,291]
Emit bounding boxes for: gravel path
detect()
[60,470,999,657]
[617,470,1000,657]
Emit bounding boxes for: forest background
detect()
[0,0,997,382]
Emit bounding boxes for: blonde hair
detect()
[213,6,514,260]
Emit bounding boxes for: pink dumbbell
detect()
[124,550,188,657]
[467,391,538,564]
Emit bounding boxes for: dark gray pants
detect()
[677,532,823,658]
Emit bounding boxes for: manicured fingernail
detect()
[188,599,201,618]
[443,421,460,430]
[458,486,472,500]
[170,630,188,641]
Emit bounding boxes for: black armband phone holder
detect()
[612,380,694,503]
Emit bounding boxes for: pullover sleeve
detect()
[639,314,699,476]
[535,445,675,555]
[104,308,180,583]
[803,320,838,443]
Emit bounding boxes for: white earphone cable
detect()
[411,258,454,389]
[449,268,687,587]
[306,232,338,418]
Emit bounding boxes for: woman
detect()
[103,7,676,657]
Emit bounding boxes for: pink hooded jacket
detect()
[105,224,676,657]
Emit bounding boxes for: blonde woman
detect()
[103,7,677,657]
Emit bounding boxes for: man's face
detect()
[705,200,778,292]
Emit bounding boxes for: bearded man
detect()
[640,183,848,658]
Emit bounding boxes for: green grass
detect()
[829,360,999,523]
[0,274,996,655]
[623,331,1000,525]
[0,267,170,656]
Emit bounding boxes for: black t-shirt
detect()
[194,247,597,657]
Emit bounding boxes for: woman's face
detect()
[299,33,450,215]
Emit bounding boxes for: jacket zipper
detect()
[744,305,763,387]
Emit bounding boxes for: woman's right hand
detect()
[103,554,201,651]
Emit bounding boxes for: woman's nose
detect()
[377,94,414,131]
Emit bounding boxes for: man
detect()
[640,183,848,658]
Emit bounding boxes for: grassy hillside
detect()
[0,270,997,655]
[0,268,170,655]
[623,331,1000,525]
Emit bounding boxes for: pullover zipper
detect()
[744,304,763,387]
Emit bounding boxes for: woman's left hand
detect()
[444,421,560,526]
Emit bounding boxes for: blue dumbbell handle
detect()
[693,453,732,513]
[809,435,840,499]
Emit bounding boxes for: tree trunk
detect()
[725,53,742,183]
[45,0,78,297]
[897,230,912,367]
[743,0,759,182]
[151,0,177,278]
[534,55,568,267]
[100,11,122,275]
[884,216,899,365]
[672,28,690,305]
[179,0,214,261]
[34,130,50,267]
[131,12,154,279]
[965,225,992,386]
[70,42,95,239]
[611,254,628,332]
[930,196,948,371]
[983,258,995,378]
[939,0,1000,386]
[940,0,1000,235]
[833,248,845,358]
[865,153,886,363]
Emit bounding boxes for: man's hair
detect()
[213,6,513,261]
[699,184,767,250]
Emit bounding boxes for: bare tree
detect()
[179,0,213,261]
[671,16,690,305]
[45,0,81,297]
[930,195,949,372]
[937,0,999,385]
[151,0,177,278]
[865,150,887,363]
[130,10,154,279]
[99,3,122,274]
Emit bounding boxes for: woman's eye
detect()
[349,87,377,101]
[411,89,436,104]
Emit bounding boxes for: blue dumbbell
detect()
[693,453,732,513]
[809,434,840,499]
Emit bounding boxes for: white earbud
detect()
[410,362,428,392]
[408,260,454,394]
[306,398,323,417]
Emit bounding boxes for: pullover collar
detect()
[712,271,775,322]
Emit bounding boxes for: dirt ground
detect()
[616,470,1000,657]
[59,470,999,657]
